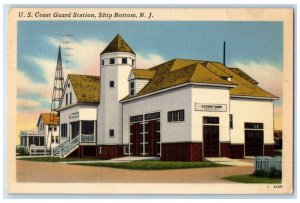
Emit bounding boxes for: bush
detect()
[17,148,29,156]
[254,168,282,178]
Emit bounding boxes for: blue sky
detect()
[17,21,283,129]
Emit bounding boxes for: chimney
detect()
[223,41,226,66]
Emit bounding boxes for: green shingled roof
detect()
[68,74,100,103]
[101,34,135,55]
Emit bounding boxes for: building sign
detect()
[195,103,227,112]
[69,112,79,119]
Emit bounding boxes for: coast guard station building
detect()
[56,35,278,161]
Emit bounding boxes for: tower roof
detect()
[101,34,135,55]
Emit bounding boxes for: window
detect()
[49,126,52,131]
[168,110,184,122]
[109,81,115,88]
[203,117,219,124]
[101,59,104,66]
[130,81,135,96]
[132,60,135,66]
[68,83,70,88]
[54,126,57,131]
[51,136,55,143]
[230,114,233,129]
[109,129,114,137]
[99,147,103,154]
[82,121,94,134]
[130,115,143,123]
[61,123,68,137]
[109,58,115,64]
[145,112,160,120]
[244,122,263,129]
[66,93,68,105]
[55,136,59,143]
[122,58,127,64]
[70,92,72,104]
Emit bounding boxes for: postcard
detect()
[7,7,293,194]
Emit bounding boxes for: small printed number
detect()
[273,185,283,188]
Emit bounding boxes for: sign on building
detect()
[195,103,227,112]
[69,112,79,119]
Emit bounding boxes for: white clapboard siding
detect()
[135,79,149,94]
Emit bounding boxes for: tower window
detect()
[132,60,135,66]
[101,59,104,66]
[122,58,127,64]
[109,81,115,88]
[109,129,114,137]
[110,58,115,64]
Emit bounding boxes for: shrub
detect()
[254,168,282,179]
[17,148,29,156]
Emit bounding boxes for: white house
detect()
[55,74,99,157]
[56,34,278,161]
[18,113,59,153]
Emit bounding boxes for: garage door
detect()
[129,112,160,157]
[244,122,264,156]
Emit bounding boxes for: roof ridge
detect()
[191,62,233,84]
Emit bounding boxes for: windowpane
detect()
[70,92,72,104]
[130,81,134,88]
[168,112,172,122]
[203,117,219,124]
[109,129,114,137]
[66,93,68,105]
[110,58,115,64]
[82,121,94,134]
[110,81,114,87]
[179,110,184,121]
[230,114,233,129]
[101,59,104,65]
[122,58,127,64]
[244,122,263,129]
[168,110,184,122]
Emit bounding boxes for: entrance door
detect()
[245,130,263,156]
[203,125,220,157]
[71,121,80,139]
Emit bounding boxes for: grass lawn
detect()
[223,174,281,184]
[18,157,99,162]
[71,160,227,170]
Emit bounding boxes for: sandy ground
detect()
[16,160,254,183]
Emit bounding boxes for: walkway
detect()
[16,160,253,183]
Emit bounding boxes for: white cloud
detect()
[17,99,41,109]
[136,53,165,69]
[231,61,283,98]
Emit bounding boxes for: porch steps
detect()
[52,136,80,158]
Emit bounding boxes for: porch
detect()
[69,120,97,144]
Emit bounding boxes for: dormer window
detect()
[122,58,127,64]
[130,81,135,96]
[110,58,115,64]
